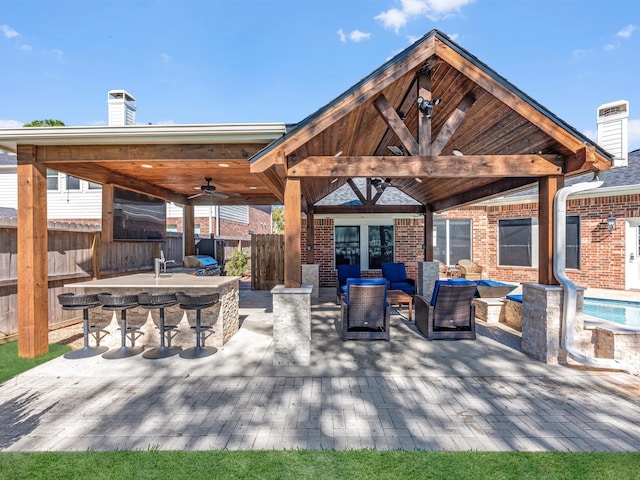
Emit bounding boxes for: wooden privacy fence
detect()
[0,218,183,341]
[251,234,284,290]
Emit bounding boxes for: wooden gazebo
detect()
[0,30,612,358]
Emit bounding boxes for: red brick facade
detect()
[304,191,638,290]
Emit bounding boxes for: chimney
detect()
[108,89,136,126]
[597,100,629,167]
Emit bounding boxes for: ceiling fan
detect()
[188,177,240,200]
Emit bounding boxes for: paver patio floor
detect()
[1,288,639,452]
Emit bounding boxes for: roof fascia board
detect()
[478,184,640,207]
[0,123,287,153]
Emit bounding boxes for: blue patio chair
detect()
[336,264,361,303]
[381,262,415,295]
[338,278,390,341]
[414,279,477,340]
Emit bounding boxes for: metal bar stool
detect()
[175,292,220,359]
[99,293,143,359]
[138,292,181,359]
[58,293,109,359]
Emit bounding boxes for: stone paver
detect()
[1,288,640,452]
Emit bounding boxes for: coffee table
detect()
[387,290,413,320]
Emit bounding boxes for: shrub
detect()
[225,250,248,276]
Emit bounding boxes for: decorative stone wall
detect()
[417,261,439,298]
[271,285,312,366]
[301,264,319,299]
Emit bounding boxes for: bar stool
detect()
[99,293,143,359]
[138,292,181,359]
[175,292,220,359]
[58,293,109,359]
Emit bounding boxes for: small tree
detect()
[23,119,65,127]
[272,206,284,233]
[225,250,248,277]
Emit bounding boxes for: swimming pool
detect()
[583,297,640,327]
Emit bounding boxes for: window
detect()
[65,175,80,190]
[88,181,102,190]
[335,226,360,267]
[498,216,579,269]
[433,219,472,265]
[566,216,580,270]
[46,169,58,190]
[334,223,394,269]
[167,224,178,233]
[499,218,533,267]
[194,224,201,236]
[368,225,394,270]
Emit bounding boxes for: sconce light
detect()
[416,96,441,117]
[306,245,313,251]
[607,213,616,231]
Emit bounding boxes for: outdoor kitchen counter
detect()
[66,274,240,348]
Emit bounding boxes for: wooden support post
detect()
[101,184,114,244]
[284,178,302,287]
[538,176,564,285]
[17,145,49,358]
[183,204,195,256]
[424,210,434,261]
[306,210,315,264]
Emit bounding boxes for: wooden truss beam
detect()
[288,155,563,178]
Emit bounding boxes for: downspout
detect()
[553,171,627,371]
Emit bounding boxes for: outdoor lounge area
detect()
[2,285,640,453]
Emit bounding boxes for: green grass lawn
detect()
[1,451,640,479]
[0,341,70,383]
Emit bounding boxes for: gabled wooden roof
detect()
[250,30,612,212]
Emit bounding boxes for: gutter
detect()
[553,172,628,372]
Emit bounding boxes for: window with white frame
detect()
[334,221,394,270]
[498,216,580,269]
[433,219,472,266]
[65,174,81,190]
[46,169,59,190]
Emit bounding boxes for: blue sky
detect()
[1,0,639,150]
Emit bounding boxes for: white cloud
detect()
[376,0,474,32]
[0,119,24,128]
[617,25,637,39]
[349,30,371,42]
[19,43,32,51]
[160,53,171,63]
[375,8,407,33]
[0,24,18,38]
[338,28,371,43]
[603,43,617,51]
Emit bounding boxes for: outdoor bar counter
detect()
[66,273,240,349]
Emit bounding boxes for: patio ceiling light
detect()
[452,149,464,156]
[416,96,441,117]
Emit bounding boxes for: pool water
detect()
[583,298,640,327]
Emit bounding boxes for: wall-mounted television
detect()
[112,187,166,242]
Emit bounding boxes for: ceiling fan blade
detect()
[188,192,205,199]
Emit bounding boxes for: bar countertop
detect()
[66,273,240,289]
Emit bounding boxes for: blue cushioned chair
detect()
[338,278,390,341]
[336,264,361,303]
[415,279,477,340]
[381,262,415,295]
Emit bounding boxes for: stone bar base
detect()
[301,264,319,299]
[417,262,440,298]
[271,285,312,366]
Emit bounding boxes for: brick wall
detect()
[305,191,637,290]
